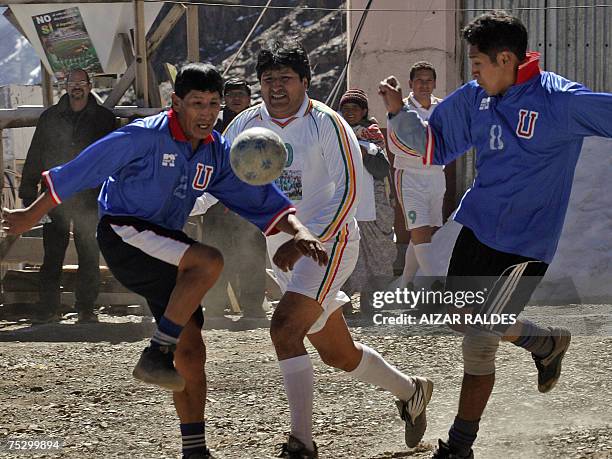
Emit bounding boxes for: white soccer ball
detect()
[230,127,287,186]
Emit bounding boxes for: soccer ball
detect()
[230,127,287,186]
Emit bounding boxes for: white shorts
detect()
[394,167,446,230]
[266,232,359,334]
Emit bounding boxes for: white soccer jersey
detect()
[224,96,363,244]
[387,93,444,171]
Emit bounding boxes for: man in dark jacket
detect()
[213,77,251,133]
[18,68,116,323]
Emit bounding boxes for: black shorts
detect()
[446,227,548,334]
[97,216,204,328]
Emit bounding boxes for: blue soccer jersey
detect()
[423,53,612,263]
[43,110,295,234]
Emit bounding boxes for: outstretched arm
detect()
[378,76,428,156]
[3,192,57,235]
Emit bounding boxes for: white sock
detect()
[278,355,314,450]
[414,242,436,276]
[400,242,419,287]
[347,344,416,401]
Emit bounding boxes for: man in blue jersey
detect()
[3,63,327,459]
[379,10,612,458]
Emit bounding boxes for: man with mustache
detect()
[5,63,326,459]
[18,68,116,323]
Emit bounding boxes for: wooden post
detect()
[133,0,148,107]
[186,4,200,62]
[41,62,53,107]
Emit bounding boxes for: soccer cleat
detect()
[31,310,62,324]
[432,439,474,459]
[132,345,185,392]
[184,448,213,459]
[532,326,571,393]
[396,376,434,447]
[277,435,318,458]
[77,310,99,324]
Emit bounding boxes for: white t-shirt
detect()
[223,96,363,243]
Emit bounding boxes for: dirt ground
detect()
[0,303,611,459]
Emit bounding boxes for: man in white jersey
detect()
[385,62,446,288]
[223,40,433,458]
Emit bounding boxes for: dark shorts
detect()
[97,216,204,328]
[446,227,548,334]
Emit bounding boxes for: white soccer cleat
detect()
[396,376,434,447]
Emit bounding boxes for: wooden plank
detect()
[2,291,147,307]
[186,4,200,62]
[119,32,134,65]
[147,3,186,57]
[41,62,54,107]
[102,60,136,109]
[147,62,162,108]
[2,236,96,265]
[133,0,148,107]
[0,104,163,129]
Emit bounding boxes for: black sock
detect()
[181,422,206,458]
[448,416,479,456]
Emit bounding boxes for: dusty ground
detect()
[0,303,611,459]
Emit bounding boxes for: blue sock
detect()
[151,316,183,348]
[448,416,479,456]
[513,320,553,357]
[181,422,206,458]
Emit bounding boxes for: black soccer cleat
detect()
[277,435,318,459]
[132,344,185,392]
[432,439,474,459]
[184,448,213,459]
[532,326,571,393]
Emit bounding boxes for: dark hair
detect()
[256,39,312,84]
[462,10,528,62]
[66,68,90,84]
[409,61,437,81]
[175,63,224,98]
[224,77,251,96]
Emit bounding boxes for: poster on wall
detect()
[32,7,103,80]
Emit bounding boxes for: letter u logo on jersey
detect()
[516,109,539,139]
[193,163,214,190]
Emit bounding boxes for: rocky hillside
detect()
[0,2,346,105]
[151,0,346,103]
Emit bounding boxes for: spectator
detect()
[18,68,116,323]
[385,61,446,289]
[214,77,251,133]
[338,89,395,316]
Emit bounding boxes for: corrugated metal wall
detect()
[456,1,610,196]
[461,1,611,92]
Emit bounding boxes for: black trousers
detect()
[39,206,100,312]
[200,203,267,315]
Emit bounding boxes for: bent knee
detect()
[181,244,224,276]
[270,312,306,347]
[462,333,500,376]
